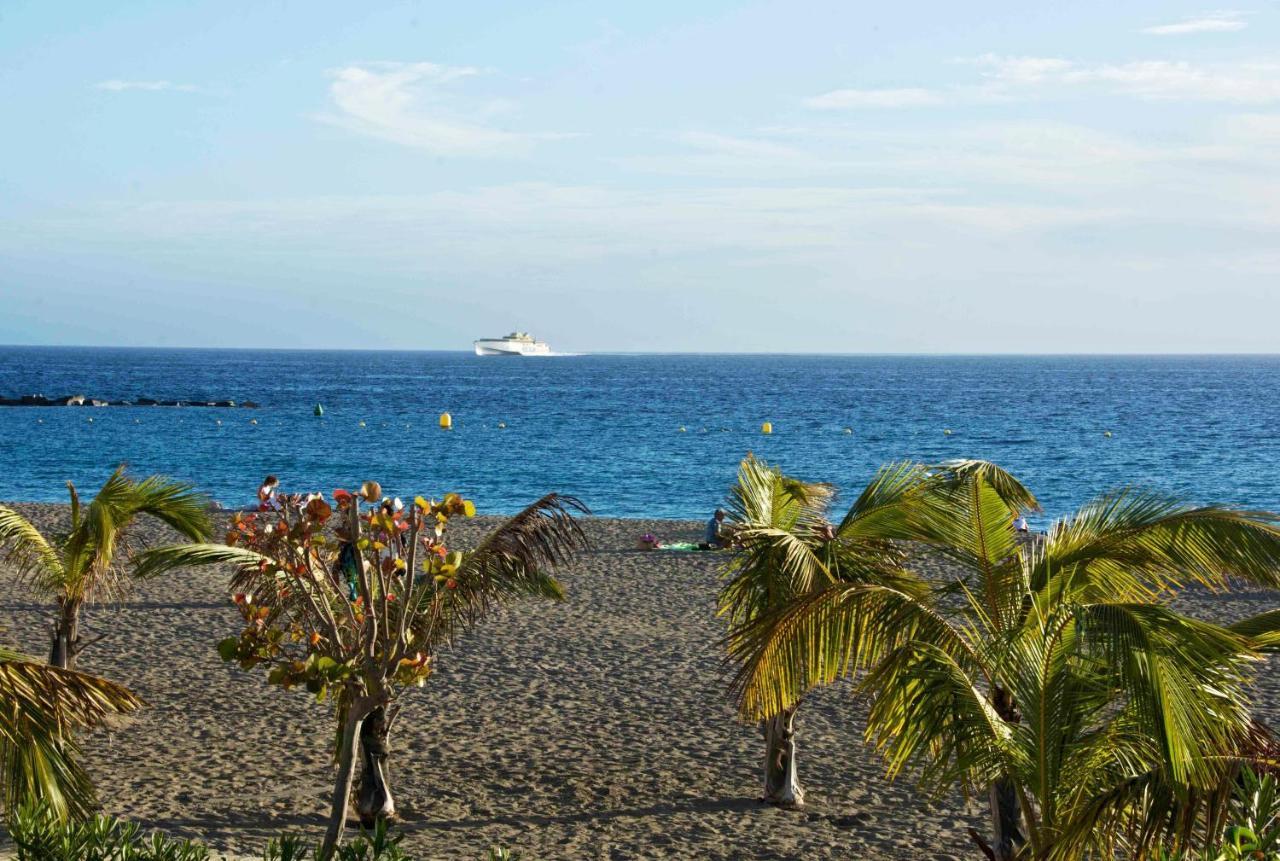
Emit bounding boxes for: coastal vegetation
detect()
[0,467,213,669]
[719,454,950,806]
[727,458,1280,860]
[134,483,587,861]
[0,647,142,821]
[0,459,1277,859]
[8,801,524,860]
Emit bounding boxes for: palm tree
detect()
[0,646,143,822]
[719,454,974,806]
[729,461,1280,860]
[0,467,213,669]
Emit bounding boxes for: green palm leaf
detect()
[0,648,143,821]
[0,507,65,590]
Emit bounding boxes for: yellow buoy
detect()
[497,421,506,429]
[843,427,853,434]
[761,422,773,434]
[944,429,953,435]
[1103,430,1113,438]
[679,426,686,433]
[250,419,258,425]
[439,412,452,429]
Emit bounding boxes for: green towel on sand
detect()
[658,542,703,552]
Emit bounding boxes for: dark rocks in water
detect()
[0,393,258,408]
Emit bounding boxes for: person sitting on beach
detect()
[702,509,728,550]
[1014,513,1029,533]
[257,475,281,512]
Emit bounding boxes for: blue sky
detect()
[1,1,1277,352]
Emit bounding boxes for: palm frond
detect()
[720,455,838,623]
[861,640,1018,790]
[131,543,270,582]
[1074,602,1258,788]
[726,453,832,533]
[119,475,213,542]
[1042,490,1280,599]
[0,506,65,591]
[728,579,975,719]
[0,647,143,821]
[834,460,932,541]
[58,467,133,601]
[1228,609,1280,652]
[418,494,588,643]
[930,459,1041,514]
[908,466,1027,629]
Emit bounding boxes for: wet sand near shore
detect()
[1,504,1276,860]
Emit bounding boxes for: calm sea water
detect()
[0,348,1276,524]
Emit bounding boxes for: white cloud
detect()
[320,62,567,156]
[94,80,198,93]
[1069,60,1280,102]
[970,54,1280,103]
[803,87,942,109]
[967,54,1074,86]
[1142,12,1248,35]
[808,54,1280,109]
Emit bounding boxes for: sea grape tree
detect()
[137,482,587,861]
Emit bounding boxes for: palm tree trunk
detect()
[49,598,81,670]
[986,686,1025,861]
[319,707,364,861]
[761,704,804,807]
[356,705,394,827]
[987,777,1025,861]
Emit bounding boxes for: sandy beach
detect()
[2,504,1277,860]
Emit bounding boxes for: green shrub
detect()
[6,801,526,861]
[1158,769,1280,861]
[7,799,209,861]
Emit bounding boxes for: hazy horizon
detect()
[3,2,1278,353]
[3,344,1280,358]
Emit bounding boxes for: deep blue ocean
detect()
[0,348,1276,524]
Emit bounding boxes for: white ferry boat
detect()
[473,332,552,357]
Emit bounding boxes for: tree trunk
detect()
[356,705,394,827]
[761,704,804,808]
[319,708,365,861]
[987,777,1025,861]
[986,686,1025,861]
[49,598,81,670]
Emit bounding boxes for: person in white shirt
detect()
[257,475,282,511]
